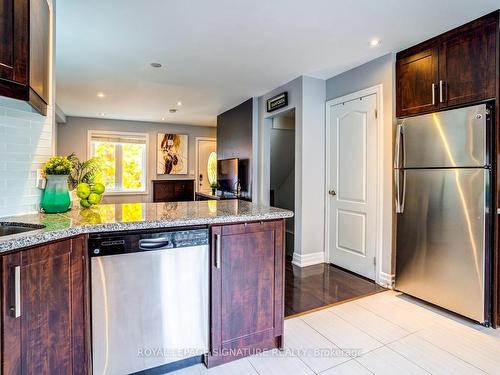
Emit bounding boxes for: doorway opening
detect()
[286,87,387,318]
[269,109,295,257]
[195,138,217,194]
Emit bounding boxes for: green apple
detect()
[76,183,91,199]
[88,193,102,205]
[91,183,105,195]
[80,198,91,208]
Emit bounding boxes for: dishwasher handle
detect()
[139,237,173,250]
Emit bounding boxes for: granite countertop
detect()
[0,200,294,253]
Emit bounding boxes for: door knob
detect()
[329,190,336,196]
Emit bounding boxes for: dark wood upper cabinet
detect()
[0,0,49,115]
[396,47,439,117]
[396,11,499,117]
[439,19,497,108]
[206,220,284,367]
[1,236,89,375]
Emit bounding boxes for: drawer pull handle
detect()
[9,266,21,318]
[439,80,445,103]
[215,234,221,269]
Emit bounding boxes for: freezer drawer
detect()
[395,168,488,322]
[396,104,487,169]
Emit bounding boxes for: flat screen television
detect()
[217,158,238,193]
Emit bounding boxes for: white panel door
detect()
[196,139,216,192]
[328,94,377,279]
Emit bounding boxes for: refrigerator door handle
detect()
[401,170,406,213]
[395,170,406,214]
[394,123,404,169]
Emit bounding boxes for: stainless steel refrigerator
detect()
[395,103,492,324]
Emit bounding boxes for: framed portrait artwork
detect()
[157,133,188,174]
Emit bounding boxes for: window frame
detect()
[87,130,149,195]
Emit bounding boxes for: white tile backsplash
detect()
[0,97,54,218]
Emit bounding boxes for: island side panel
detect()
[206,219,285,368]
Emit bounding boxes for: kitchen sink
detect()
[0,223,45,237]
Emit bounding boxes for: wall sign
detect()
[266,92,288,112]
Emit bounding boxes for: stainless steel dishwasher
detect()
[88,227,209,375]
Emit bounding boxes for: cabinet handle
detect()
[432,83,436,105]
[439,80,444,103]
[215,234,221,269]
[9,266,21,318]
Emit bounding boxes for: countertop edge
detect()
[0,211,293,253]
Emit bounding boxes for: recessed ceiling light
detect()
[369,39,381,47]
[100,112,106,116]
[161,117,166,121]
[97,92,105,98]
[176,101,182,106]
[169,108,178,113]
[150,62,162,68]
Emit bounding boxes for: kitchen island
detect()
[0,200,293,374]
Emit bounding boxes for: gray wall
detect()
[270,126,295,256]
[325,52,396,278]
[256,76,326,265]
[216,98,255,199]
[57,116,216,203]
[326,53,394,102]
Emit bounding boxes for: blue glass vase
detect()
[41,175,71,213]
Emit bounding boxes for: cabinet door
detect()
[1,237,88,375]
[29,0,50,108]
[207,221,284,367]
[396,47,439,117]
[152,181,175,202]
[439,19,497,108]
[0,0,28,85]
[174,180,194,201]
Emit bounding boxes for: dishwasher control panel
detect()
[88,228,209,257]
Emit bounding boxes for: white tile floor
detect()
[171,291,500,375]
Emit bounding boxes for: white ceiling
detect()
[56,0,499,127]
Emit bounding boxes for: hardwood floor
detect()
[285,259,385,317]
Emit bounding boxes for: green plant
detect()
[67,153,102,190]
[42,156,73,176]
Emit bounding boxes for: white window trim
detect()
[87,130,149,195]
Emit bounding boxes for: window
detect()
[89,131,148,193]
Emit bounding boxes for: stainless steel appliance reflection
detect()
[395,103,491,324]
[88,228,209,374]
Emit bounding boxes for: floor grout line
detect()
[298,312,386,362]
[414,332,490,374]
[352,297,443,334]
[380,344,433,374]
[322,308,386,349]
[245,357,261,375]
[296,316,350,355]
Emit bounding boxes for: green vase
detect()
[41,175,71,213]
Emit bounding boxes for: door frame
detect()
[324,85,384,284]
[194,137,217,192]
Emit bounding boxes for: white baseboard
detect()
[292,252,325,267]
[378,272,395,289]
